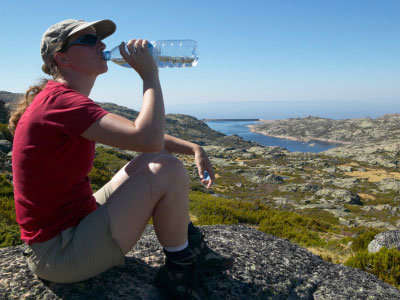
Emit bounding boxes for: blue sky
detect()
[0,0,399,117]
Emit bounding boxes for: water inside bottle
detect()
[111,56,197,68]
[158,56,197,67]
[111,58,131,68]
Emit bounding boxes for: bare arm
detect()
[82,39,165,152]
[164,134,215,188]
[164,134,199,155]
[123,39,165,143]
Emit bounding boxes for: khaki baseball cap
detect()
[40,19,116,65]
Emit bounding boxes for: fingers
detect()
[199,169,215,189]
[202,176,214,189]
[119,39,157,80]
[127,39,148,54]
[120,39,150,61]
[207,170,215,189]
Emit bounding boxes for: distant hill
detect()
[250,115,400,145]
[0,91,23,123]
[0,91,259,149]
[0,91,22,103]
[98,101,258,148]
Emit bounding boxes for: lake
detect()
[205,120,339,153]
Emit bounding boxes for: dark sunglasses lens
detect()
[80,35,98,45]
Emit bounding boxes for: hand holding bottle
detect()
[194,147,215,189]
[119,39,158,80]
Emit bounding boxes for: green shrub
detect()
[0,175,16,224]
[89,147,130,192]
[345,248,400,288]
[259,214,326,247]
[189,191,329,248]
[190,192,270,225]
[89,165,112,192]
[351,231,379,252]
[325,238,350,252]
[0,221,21,247]
[0,174,21,248]
[0,123,13,142]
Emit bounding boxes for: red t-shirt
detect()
[12,80,109,245]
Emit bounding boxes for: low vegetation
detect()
[0,174,20,247]
[191,190,330,247]
[0,135,399,289]
[346,248,400,288]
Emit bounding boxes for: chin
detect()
[99,64,108,74]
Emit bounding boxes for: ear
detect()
[53,52,70,67]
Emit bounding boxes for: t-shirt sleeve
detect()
[43,90,108,140]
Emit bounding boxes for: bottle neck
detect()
[102,51,111,61]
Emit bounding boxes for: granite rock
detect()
[0,140,12,153]
[1,225,400,300]
[368,230,400,254]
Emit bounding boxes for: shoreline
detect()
[203,118,260,122]
[247,125,351,145]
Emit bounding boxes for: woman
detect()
[10,19,233,299]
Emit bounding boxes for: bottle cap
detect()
[203,171,210,181]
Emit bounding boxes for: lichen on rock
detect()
[1,225,400,299]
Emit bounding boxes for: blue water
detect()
[205,120,339,153]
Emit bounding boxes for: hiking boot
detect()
[188,226,234,273]
[154,253,220,300]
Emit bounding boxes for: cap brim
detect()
[69,19,116,40]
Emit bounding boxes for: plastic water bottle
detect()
[203,171,210,181]
[103,40,199,68]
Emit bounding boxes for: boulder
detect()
[265,174,284,184]
[300,183,321,193]
[368,230,400,254]
[247,146,266,156]
[1,225,400,299]
[332,177,359,189]
[0,140,12,153]
[332,190,362,205]
[315,189,362,205]
[379,178,400,193]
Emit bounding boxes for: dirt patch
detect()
[307,247,352,265]
[346,162,360,167]
[359,193,376,201]
[254,183,280,194]
[344,168,400,182]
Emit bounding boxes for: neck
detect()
[56,72,96,96]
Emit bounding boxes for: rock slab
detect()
[1,225,400,299]
[368,230,400,253]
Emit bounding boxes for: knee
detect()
[149,154,189,185]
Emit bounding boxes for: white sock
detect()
[163,240,189,252]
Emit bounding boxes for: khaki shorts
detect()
[23,181,125,283]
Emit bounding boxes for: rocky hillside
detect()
[250,115,400,145]
[1,91,400,232]
[1,225,399,300]
[2,90,400,291]
[249,115,400,169]
[0,90,259,150]
[0,91,22,103]
[100,102,259,148]
[0,91,22,122]
[1,90,400,235]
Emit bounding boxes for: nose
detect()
[98,40,106,51]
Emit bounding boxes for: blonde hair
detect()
[8,57,62,134]
[8,79,48,134]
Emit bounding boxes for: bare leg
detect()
[103,150,190,254]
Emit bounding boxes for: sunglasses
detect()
[61,34,100,52]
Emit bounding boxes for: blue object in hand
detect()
[203,171,210,181]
